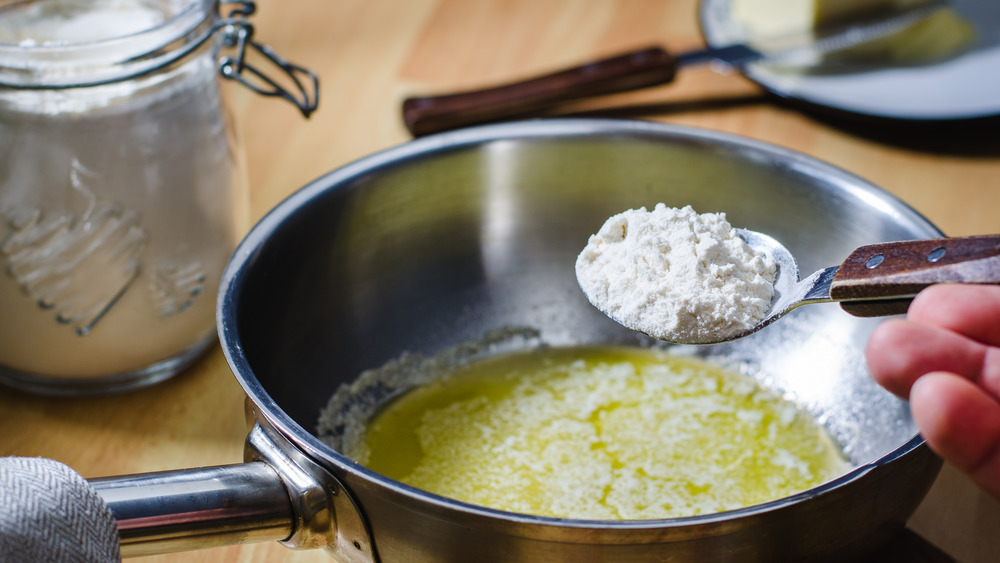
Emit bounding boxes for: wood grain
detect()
[2,0,999,561]
[833,236,1000,316]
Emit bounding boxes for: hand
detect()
[866,283,1000,500]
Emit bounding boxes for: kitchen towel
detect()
[0,456,120,562]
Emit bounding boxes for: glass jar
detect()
[0,0,317,394]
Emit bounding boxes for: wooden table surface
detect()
[2,1,999,561]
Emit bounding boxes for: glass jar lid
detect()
[0,0,318,117]
[0,0,215,87]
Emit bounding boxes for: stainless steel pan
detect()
[91,119,943,561]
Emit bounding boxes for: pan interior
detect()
[230,125,938,475]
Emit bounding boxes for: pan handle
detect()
[88,419,377,561]
[90,462,293,558]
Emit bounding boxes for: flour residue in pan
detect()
[316,326,544,458]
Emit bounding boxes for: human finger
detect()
[866,318,988,399]
[910,372,1000,501]
[908,284,1000,347]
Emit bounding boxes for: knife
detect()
[402,0,947,136]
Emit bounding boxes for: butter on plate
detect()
[731,0,976,64]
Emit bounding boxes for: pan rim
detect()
[217,117,943,531]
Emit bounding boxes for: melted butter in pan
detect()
[353,346,851,520]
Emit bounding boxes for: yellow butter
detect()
[732,0,928,36]
[353,346,850,520]
[731,0,975,64]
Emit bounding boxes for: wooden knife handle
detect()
[401,46,677,136]
[832,235,1000,317]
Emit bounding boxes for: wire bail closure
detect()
[217,1,319,118]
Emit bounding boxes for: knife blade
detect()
[402,0,948,136]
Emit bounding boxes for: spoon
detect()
[674,231,1000,345]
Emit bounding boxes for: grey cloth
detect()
[0,457,120,562]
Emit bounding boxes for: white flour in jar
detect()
[575,204,776,344]
[0,0,168,46]
[0,0,245,379]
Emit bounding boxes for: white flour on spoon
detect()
[576,204,776,344]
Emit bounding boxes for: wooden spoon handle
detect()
[831,235,1000,317]
[401,46,678,136]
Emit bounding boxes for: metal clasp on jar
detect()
[217,1,320,118]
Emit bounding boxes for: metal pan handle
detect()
[89,419,376,561]
[90,462,293,557]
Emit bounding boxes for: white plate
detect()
[699,0,1000,121]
